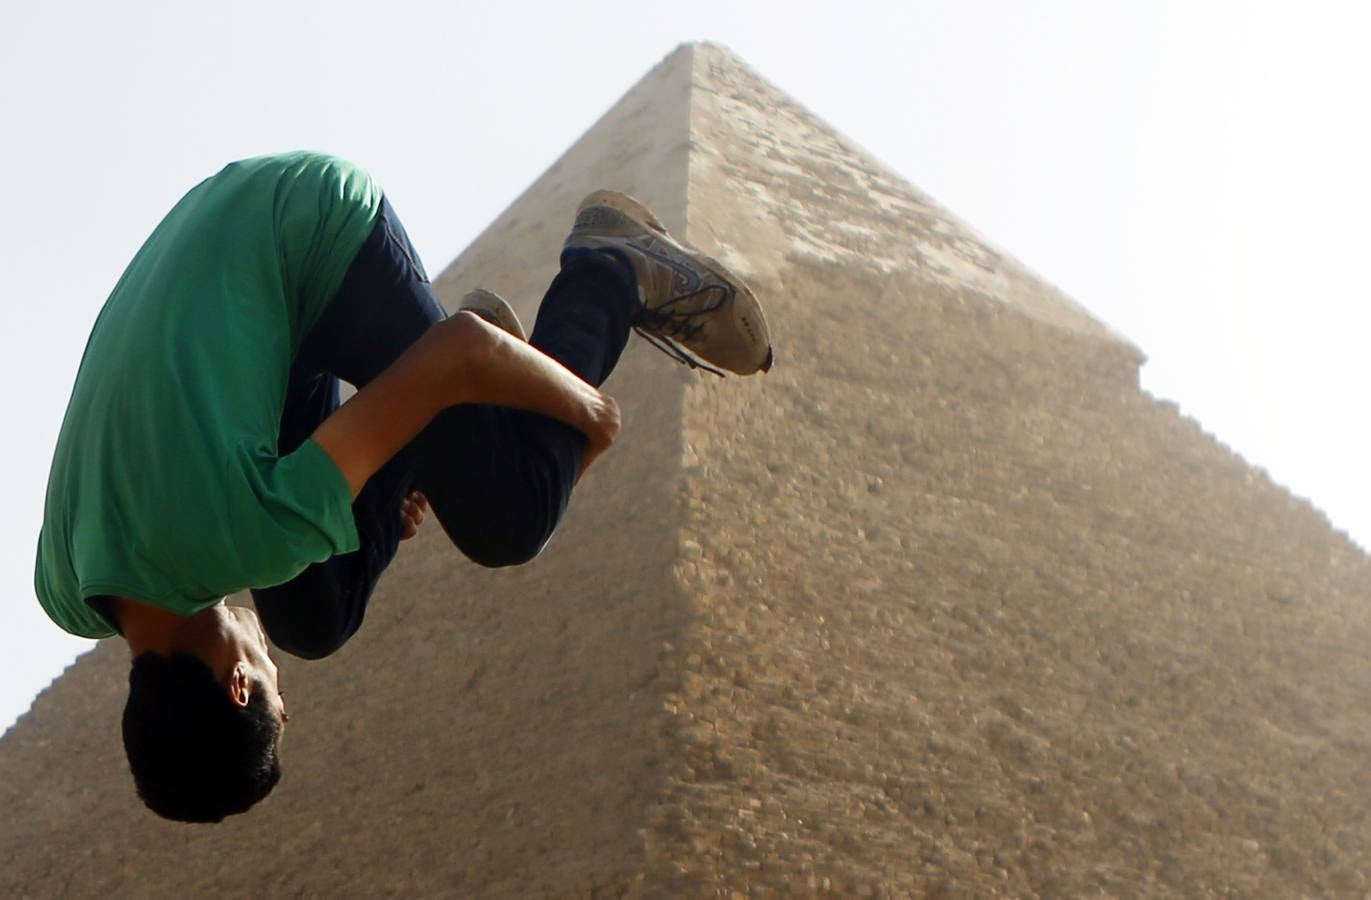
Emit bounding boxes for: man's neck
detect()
[111,596,223,658]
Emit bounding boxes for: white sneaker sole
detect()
[459,289,527,341]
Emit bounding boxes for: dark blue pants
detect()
[251,197,634,660]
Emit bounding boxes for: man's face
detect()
[222,604,288,727]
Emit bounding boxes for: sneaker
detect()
[459,288,527,341]
[564,190,773,376]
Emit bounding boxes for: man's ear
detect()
[228,661,250,707]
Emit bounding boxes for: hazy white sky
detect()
[2,0,1367,732]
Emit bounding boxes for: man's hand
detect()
[577,392,621,479]
[399,491,428,540]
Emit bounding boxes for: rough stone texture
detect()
[4,43,1371,898]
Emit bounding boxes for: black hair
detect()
[122,652,281,823]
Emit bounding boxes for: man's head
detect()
[119,604,288,823]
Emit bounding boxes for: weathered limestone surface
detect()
[4,44,1370,898]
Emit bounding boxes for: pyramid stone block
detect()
[4,43,1371,898]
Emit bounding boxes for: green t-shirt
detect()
[35,151,382,638]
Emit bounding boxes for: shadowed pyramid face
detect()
[5,41,1371,900]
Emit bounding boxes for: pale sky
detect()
[2,0,1367,732]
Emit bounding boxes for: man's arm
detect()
[311,311,620,498]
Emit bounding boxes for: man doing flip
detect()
[34,151,772,822]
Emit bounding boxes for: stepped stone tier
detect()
[4,42,1371,898]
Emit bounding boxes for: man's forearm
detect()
[312,312,615,496]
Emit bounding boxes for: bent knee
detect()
[463,536,547,569]
[448,520,549,570]
[256,603,352,661]
[271,633,347,661]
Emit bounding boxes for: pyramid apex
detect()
[668,39,728,52]
[658,40,748,69]
[680,39,731,53]
[678,44,1140,352]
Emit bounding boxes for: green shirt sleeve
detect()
[222,437,360,591]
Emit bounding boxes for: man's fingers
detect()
[399,493,427,540]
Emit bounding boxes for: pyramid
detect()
[5,43,1371,897]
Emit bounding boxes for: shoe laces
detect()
[632,284,730,377]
